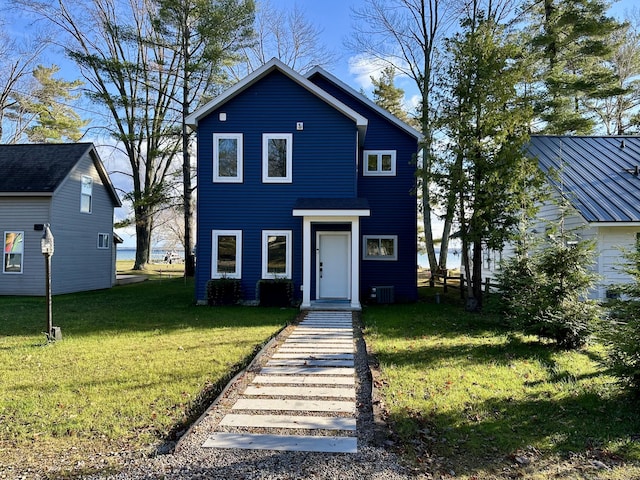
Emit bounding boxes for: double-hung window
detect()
[262,230,292,279]
[213,133,243,182]
[98,233,110,249]
[212,230,242,279]
[81,175,93,213]
[3,231,24,274]
[363,235,397,261]
[363,150,396,176]
[263,133,292,183]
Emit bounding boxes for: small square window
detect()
[262,230,292,279]
[212,230,242,279]
[98,233,110,249]
[363,150,396,176]
[3,231,24,274]
[363,235,398,261]
[213,133,243,182]
[263,134,292,183]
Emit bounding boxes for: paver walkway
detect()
[202,311,358,454]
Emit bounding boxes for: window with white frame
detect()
[3,231,24,274]
[363,235,397,260]
[262,133,292,183]
[262,230,292,279]
[212,230,242,278]
[363,150,396,176]
[81,175,93,213]
[98,233,110,249]
[213,133,243,182]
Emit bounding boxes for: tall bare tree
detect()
[230,0,337,78]
[348,0,457,275]
[17,0,184,270]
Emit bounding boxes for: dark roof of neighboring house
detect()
[0,143,121,206]
[528,135,640,223]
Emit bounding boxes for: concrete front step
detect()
[243,385,356,398]
[232,398,355,413]
[203,432,357,453]
[219,413,356,431]
[252,375,355,385]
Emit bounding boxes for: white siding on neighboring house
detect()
[0,198,51,295]
[50,151,116,295]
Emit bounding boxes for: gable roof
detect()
[185,58,369,143]
[306,66,424,142]
[0,142,121,206]
[528,135,640,223]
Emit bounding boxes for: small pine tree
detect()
[371,66,411,123]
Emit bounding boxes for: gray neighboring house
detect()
[482,135,640,299]
[1,143,122,296]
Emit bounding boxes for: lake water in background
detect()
[418,248,461,269]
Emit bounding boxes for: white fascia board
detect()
[292,209,371,218]
[588,221,640,227]
[186,58,369,137]
[306,66,424,142]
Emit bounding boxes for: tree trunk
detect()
[134,213,152,271]
[182,120,195,277]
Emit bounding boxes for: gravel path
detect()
[84,312,414,480]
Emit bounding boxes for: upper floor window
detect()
[212,230,242,279]
[363,150,396,176]
[363,235,397,261]
[98,233,110,249]
[81,175,93,213]
[262,230,292,279]
[263,133,292,183]
[213,133,243,183]
[3,231,24,274]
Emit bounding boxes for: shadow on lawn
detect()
[0,278,296,338]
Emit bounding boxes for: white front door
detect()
[317,232,350,299]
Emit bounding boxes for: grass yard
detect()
[363,288,640,479]
[0,276,295,477]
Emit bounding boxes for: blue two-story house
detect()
[186,58,422,309]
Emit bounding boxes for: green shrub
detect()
[206,278,242,305]
[257,279,294,307]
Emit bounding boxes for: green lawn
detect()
[0,277,295,476]
[363,288,640,479]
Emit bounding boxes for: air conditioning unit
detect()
[372,286,394,304]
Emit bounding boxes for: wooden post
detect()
[484,277,490,294]
[443,273,448,293]
[460,274,465,299]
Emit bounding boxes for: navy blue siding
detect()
[310,75,419,302]
[195,71,359,302]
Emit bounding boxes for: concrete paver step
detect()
[219,413,356,431]
[272,352,354,360]
[252,375,355,385]
[243,385,356,398]
[232,398,355,413]
[203,432,358,453]
[267,359,354,367]
[260,366,355,376]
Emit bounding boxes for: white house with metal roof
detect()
[483,135,640,299]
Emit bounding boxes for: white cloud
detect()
[347,54,391,91]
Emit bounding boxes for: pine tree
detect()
[371,66,411,123]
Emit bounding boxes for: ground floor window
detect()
[262,230,292,279]
[98,233,110,249]
[363,235,397,261]
[212,230,242,278]
[3,231,24,274]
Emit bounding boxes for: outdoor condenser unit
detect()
[372,286,394,304]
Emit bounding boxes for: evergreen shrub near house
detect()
[257,279,294,307]
[602,245,640,394]
[497,232,602,349]
[206,278,242,306]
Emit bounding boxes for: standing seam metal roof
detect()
[528,135,640,223]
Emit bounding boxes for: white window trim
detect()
[261,230,292,279]
[213,133,243,183]
[98,233,110,249]
[363,235,398,261]
[363,150,397,176]
[81,175,93,213]
[262,133,293,183]
[212,230,242,279]
[3,231,24,274]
